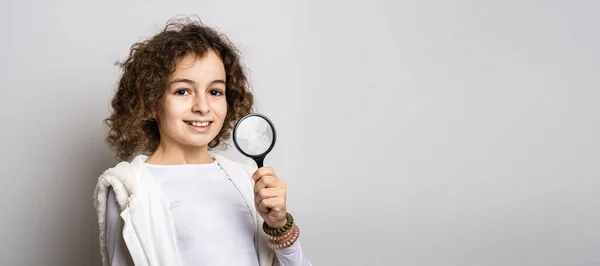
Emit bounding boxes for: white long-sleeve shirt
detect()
[105,160,307,266]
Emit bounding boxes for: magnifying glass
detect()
[232,113,277,168]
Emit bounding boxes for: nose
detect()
[191,93,211,115]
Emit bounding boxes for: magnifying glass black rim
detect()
[232,113,277,159]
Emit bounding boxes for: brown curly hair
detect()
[104,17,254,161]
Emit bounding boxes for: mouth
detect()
[184,120,213,128]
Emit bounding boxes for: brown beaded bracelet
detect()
[267,224,300,250]
[262,212,294,236]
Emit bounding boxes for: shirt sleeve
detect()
[106,188,135,266]
[274,240,312,266]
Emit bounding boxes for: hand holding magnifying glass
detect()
[233,113,287,228]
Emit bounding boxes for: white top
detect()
[106,160,306,266]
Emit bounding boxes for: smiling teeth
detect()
[191,121,210,127]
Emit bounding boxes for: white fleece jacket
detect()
[93,153,286,266]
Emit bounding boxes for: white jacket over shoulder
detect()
[93,154,282,266]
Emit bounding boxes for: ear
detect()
[150,110,159,121]
[143,115,157,122]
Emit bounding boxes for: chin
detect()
[175,129,221,148]
[183,135,218,148]
[183,140,212,148]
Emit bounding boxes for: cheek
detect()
[159,98,188,126]
[214,99,228,121]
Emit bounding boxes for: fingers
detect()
[255,187,280,204]
[252,166,275,182]
[257,197,285,213]
[252,166,287,218]
[254,175,285,193]
[255,187,285,207]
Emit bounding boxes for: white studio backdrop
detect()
[0,0,598,265]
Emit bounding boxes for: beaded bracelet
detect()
[267,225,300,250]
[267,224,298,241]
[262,212,294,236]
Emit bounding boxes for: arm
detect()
[106,188,135,266]
[274,240,312,266]
[251,166,312,266]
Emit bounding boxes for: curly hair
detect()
[104,17,254,161]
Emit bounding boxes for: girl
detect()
[93,17,311,266]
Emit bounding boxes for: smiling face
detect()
[155,50,228,150]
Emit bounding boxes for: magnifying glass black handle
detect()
[255,156,265,168]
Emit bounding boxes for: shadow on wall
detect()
[63,116,118,266]
[44,71,121,265]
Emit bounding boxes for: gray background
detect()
[0,0,598,265]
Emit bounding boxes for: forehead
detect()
[170,50,226,82]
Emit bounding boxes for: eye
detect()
[175,89,190,96]
[209,89,223,96]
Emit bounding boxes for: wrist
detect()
[267,224,300,250]
[263,212,294,236]
[263,212,300,250]
[268,220,287,229]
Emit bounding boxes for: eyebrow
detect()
[169,78,226,86]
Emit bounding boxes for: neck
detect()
[146,139,214,165]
